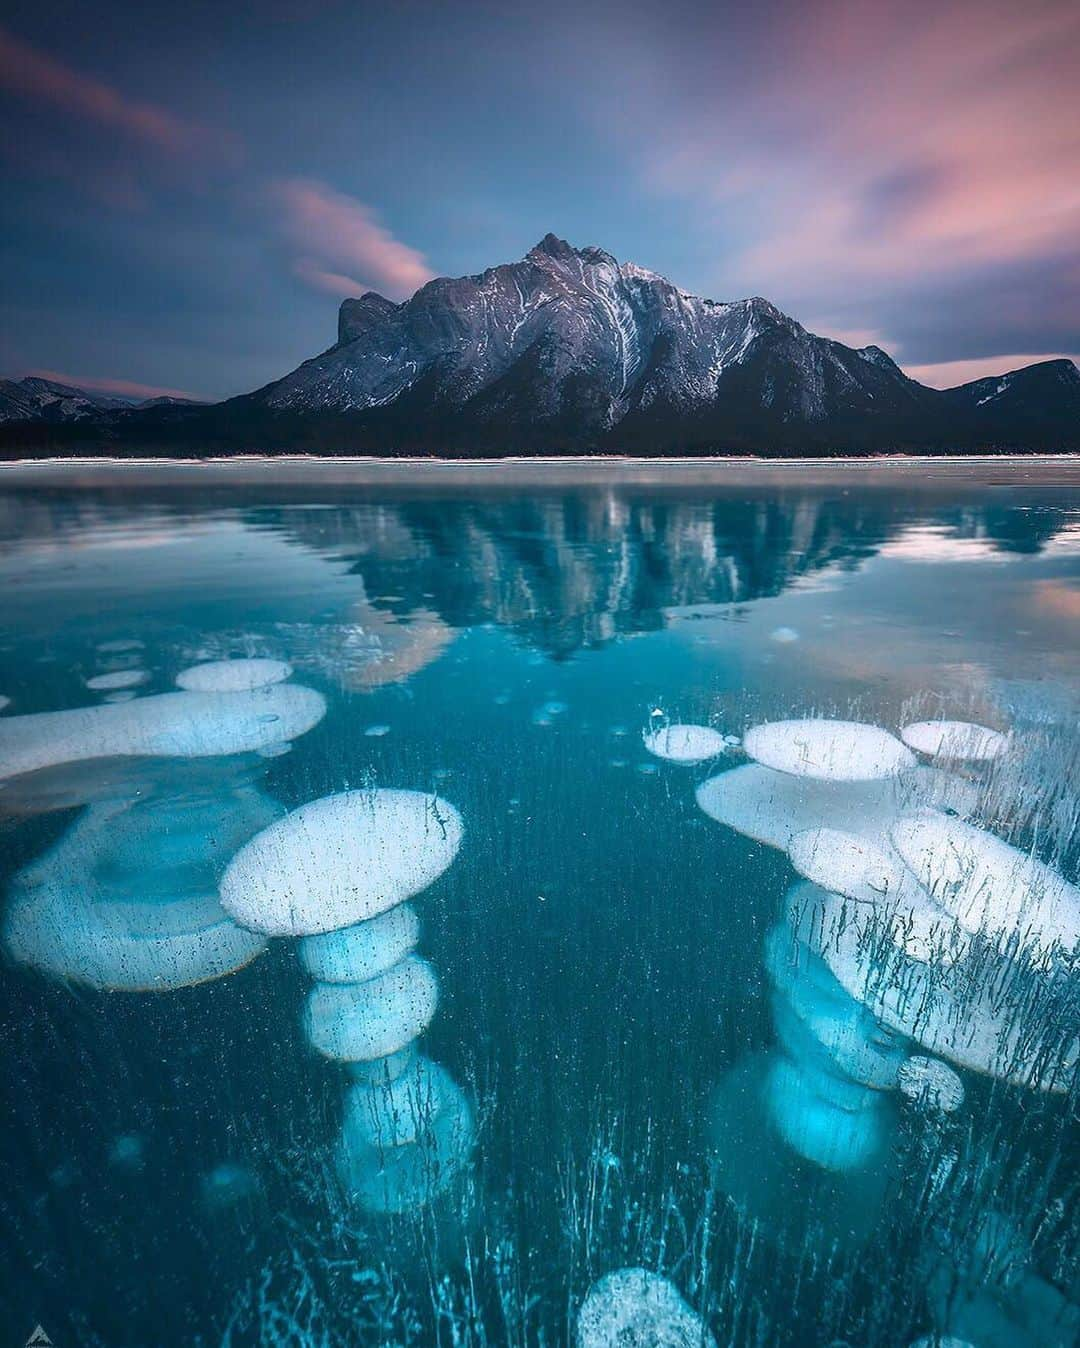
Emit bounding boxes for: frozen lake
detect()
[0,457,1077,1346]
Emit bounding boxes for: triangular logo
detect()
[26,1328,53,1348]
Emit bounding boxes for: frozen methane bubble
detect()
[696,764,903,851]
[0,694,10,712]
[336,1072,475,1213]
[305,955,439,1061]
[576,1268,717,1348]
[220,789,463,936]
[900,719,1008,762]
[898,1056,966,1113]
[96,639,144,654]
[789,827,911,904]
[199,1162,259,1210]
[341,1055,455,1149]
[697,762,980,855]
[0,683,326,781]
[175,658,292,693]
[787,827,962,963]
[771,1002,895,1105]
[642,723,727,764]
[765,1054,888,1171]
[890,811,1080,954]
[3,795,273,990]
[743,718,916,781]
[298,904,420,983]
[86,669,149,691]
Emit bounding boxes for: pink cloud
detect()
[617,2,1080,300]
[0,23,239,166]
[270,178,433,300]
[28,369,199,401]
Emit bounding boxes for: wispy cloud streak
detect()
[269,178,433,300]
[0,23,234,164]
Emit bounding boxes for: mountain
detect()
[942,359,1080,441]
[0,376,135,423]
[231,233,943,451]
[1,236,1077,454]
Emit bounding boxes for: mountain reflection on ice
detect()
[0,462,1077,1347]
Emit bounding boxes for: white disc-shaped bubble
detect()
[2,795,273,990]
[744,719,915,781]
[0,694,10,712]
[891,811,1080,953]
[765,1054,888,1171]
[93,789,283,898]
[4,884,265,991]
[175,659,292,693]
[86,669,149,692]
[336,1073,474,1214]
[897,1056,965,1113]
[0,683,326,781]
[96,639,144,655]
[298,904,420,983]
[199,1162,259,1210]
[221,789,463,936]
[342,1055,454,1150]
[642,724,727,765]
[696,764,902,851]
[900,720,1008,762]
[789,827,904,903]
[576,1267,717,1348]
[305,955,439,1061]
[787,827,960,965]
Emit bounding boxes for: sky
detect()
[1,0,1078,401]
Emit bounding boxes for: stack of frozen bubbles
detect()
[220,787,475,1214]
[688,715,1078,1170]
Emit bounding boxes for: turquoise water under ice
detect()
[0,459,1077,1346]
